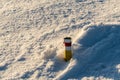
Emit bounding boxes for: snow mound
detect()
[58,24,120,80]
[1,0,120,80]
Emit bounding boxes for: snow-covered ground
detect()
[0,0,120,80]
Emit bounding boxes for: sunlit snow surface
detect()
[0,0,120,80]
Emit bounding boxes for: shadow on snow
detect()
[60,24,120,80]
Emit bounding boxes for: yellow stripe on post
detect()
[64,50,72,61]
[64,37,72,61]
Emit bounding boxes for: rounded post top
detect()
[64,37,71,40]
[64,37,71,43]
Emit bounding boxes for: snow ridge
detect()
[0,0,120,80]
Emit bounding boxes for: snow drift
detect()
[0,0,120,80]
[58,24,120,80]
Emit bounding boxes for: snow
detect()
[0,0,120,80]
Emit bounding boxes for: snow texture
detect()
[0,0,120,80]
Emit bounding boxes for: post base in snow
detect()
[64,58,71,62]
[64,55,72,62]
[64,50,72,62]
[64,52,72,61]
